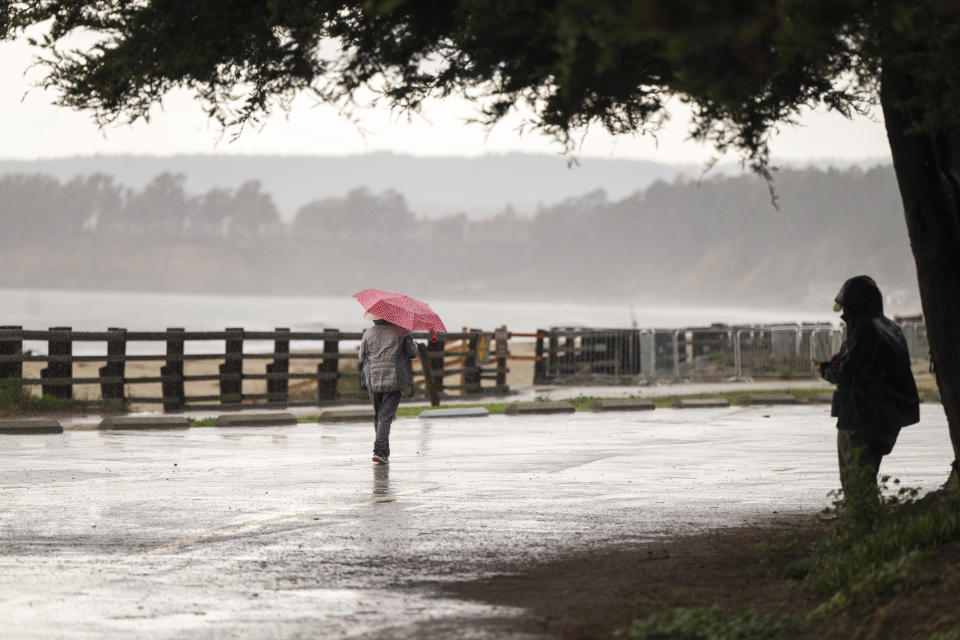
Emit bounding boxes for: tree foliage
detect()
[0,171,279,240]
[4,1,958,173]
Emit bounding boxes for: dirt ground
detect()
[442,513,960,640]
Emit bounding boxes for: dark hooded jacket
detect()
[819,275,920,432]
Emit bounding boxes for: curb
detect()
[420,408,490,419]
[0,418,64,434]
[505,401,576,415]
[317,408,375,423]
[99,416,191,430]
[591,398,655,412]
[214,412,298,427]
[672,398,730,409]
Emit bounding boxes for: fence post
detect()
[673,330,682,379]
[581,331,594,373]
[417,343,440,406]
[548,330,559,380]
[733,329,743,381]
[612,332,623,377]
[794,325,802,361]
[533,330,546,385]
[219,327,244,407]
[162,328,186,412]
[629,329,642,376]
[427,337,446,395]
[0,325,23,382]
[808,328,818,374]
[562,331,575,373]
[494,326,509,391]
[266,327,290,405]
[99,327,127,407]
[640,330,655,380]
[464,330,482,394]
[40,327,72,399]
[317,328,339,403]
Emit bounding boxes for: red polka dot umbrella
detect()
[353,289,447,340]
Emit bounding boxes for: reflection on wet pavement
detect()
[372,463,392,500]
[0,404,951,638]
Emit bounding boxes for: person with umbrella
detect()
[355,289,447,465]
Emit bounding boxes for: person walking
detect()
[813,275,920,496]
[359,314,418,465]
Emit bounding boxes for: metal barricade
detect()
[541,327,642,382]
[731,324,841,380]
[899,321,929,363]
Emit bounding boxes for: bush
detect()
[0,382,122,416]
[622,476,960,639]
[803,475,960,617]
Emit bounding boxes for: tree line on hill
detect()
[0,165,918,308]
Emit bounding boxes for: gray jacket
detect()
[359,323,418,392]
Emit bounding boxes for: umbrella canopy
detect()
[353,289,447,337]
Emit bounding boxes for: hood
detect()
[835,275,883,322]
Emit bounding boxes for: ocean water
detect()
[1,287,835,355]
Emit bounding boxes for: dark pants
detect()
[837,428,900,494]
[369,390,401,457]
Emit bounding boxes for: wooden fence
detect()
[0,326,510,411]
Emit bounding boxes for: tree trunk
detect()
[880,62,960,483]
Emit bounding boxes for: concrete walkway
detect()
[0,404,951,639]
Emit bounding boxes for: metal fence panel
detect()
[900,322,929,362]
[529,319,924,386]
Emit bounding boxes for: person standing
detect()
[813,275,921,496]
[359,315,418,464]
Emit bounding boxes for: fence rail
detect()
[0,326,510,411]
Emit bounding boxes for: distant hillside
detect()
[0,152,709,220]
[0,163,919,311]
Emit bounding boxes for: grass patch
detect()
[622,478,960,639]
[918,386,942,403]
[395,402,511,418]
[560,394,598,411]
[187,417,218,427]
[755,531,811,581]
[801,477,960,618]
[618,605,803,639]
[0,383,123,417]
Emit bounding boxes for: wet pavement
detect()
[0,404,952,639]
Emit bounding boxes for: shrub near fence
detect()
[0,326,510,412]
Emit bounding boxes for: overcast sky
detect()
[1,38,892,164]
